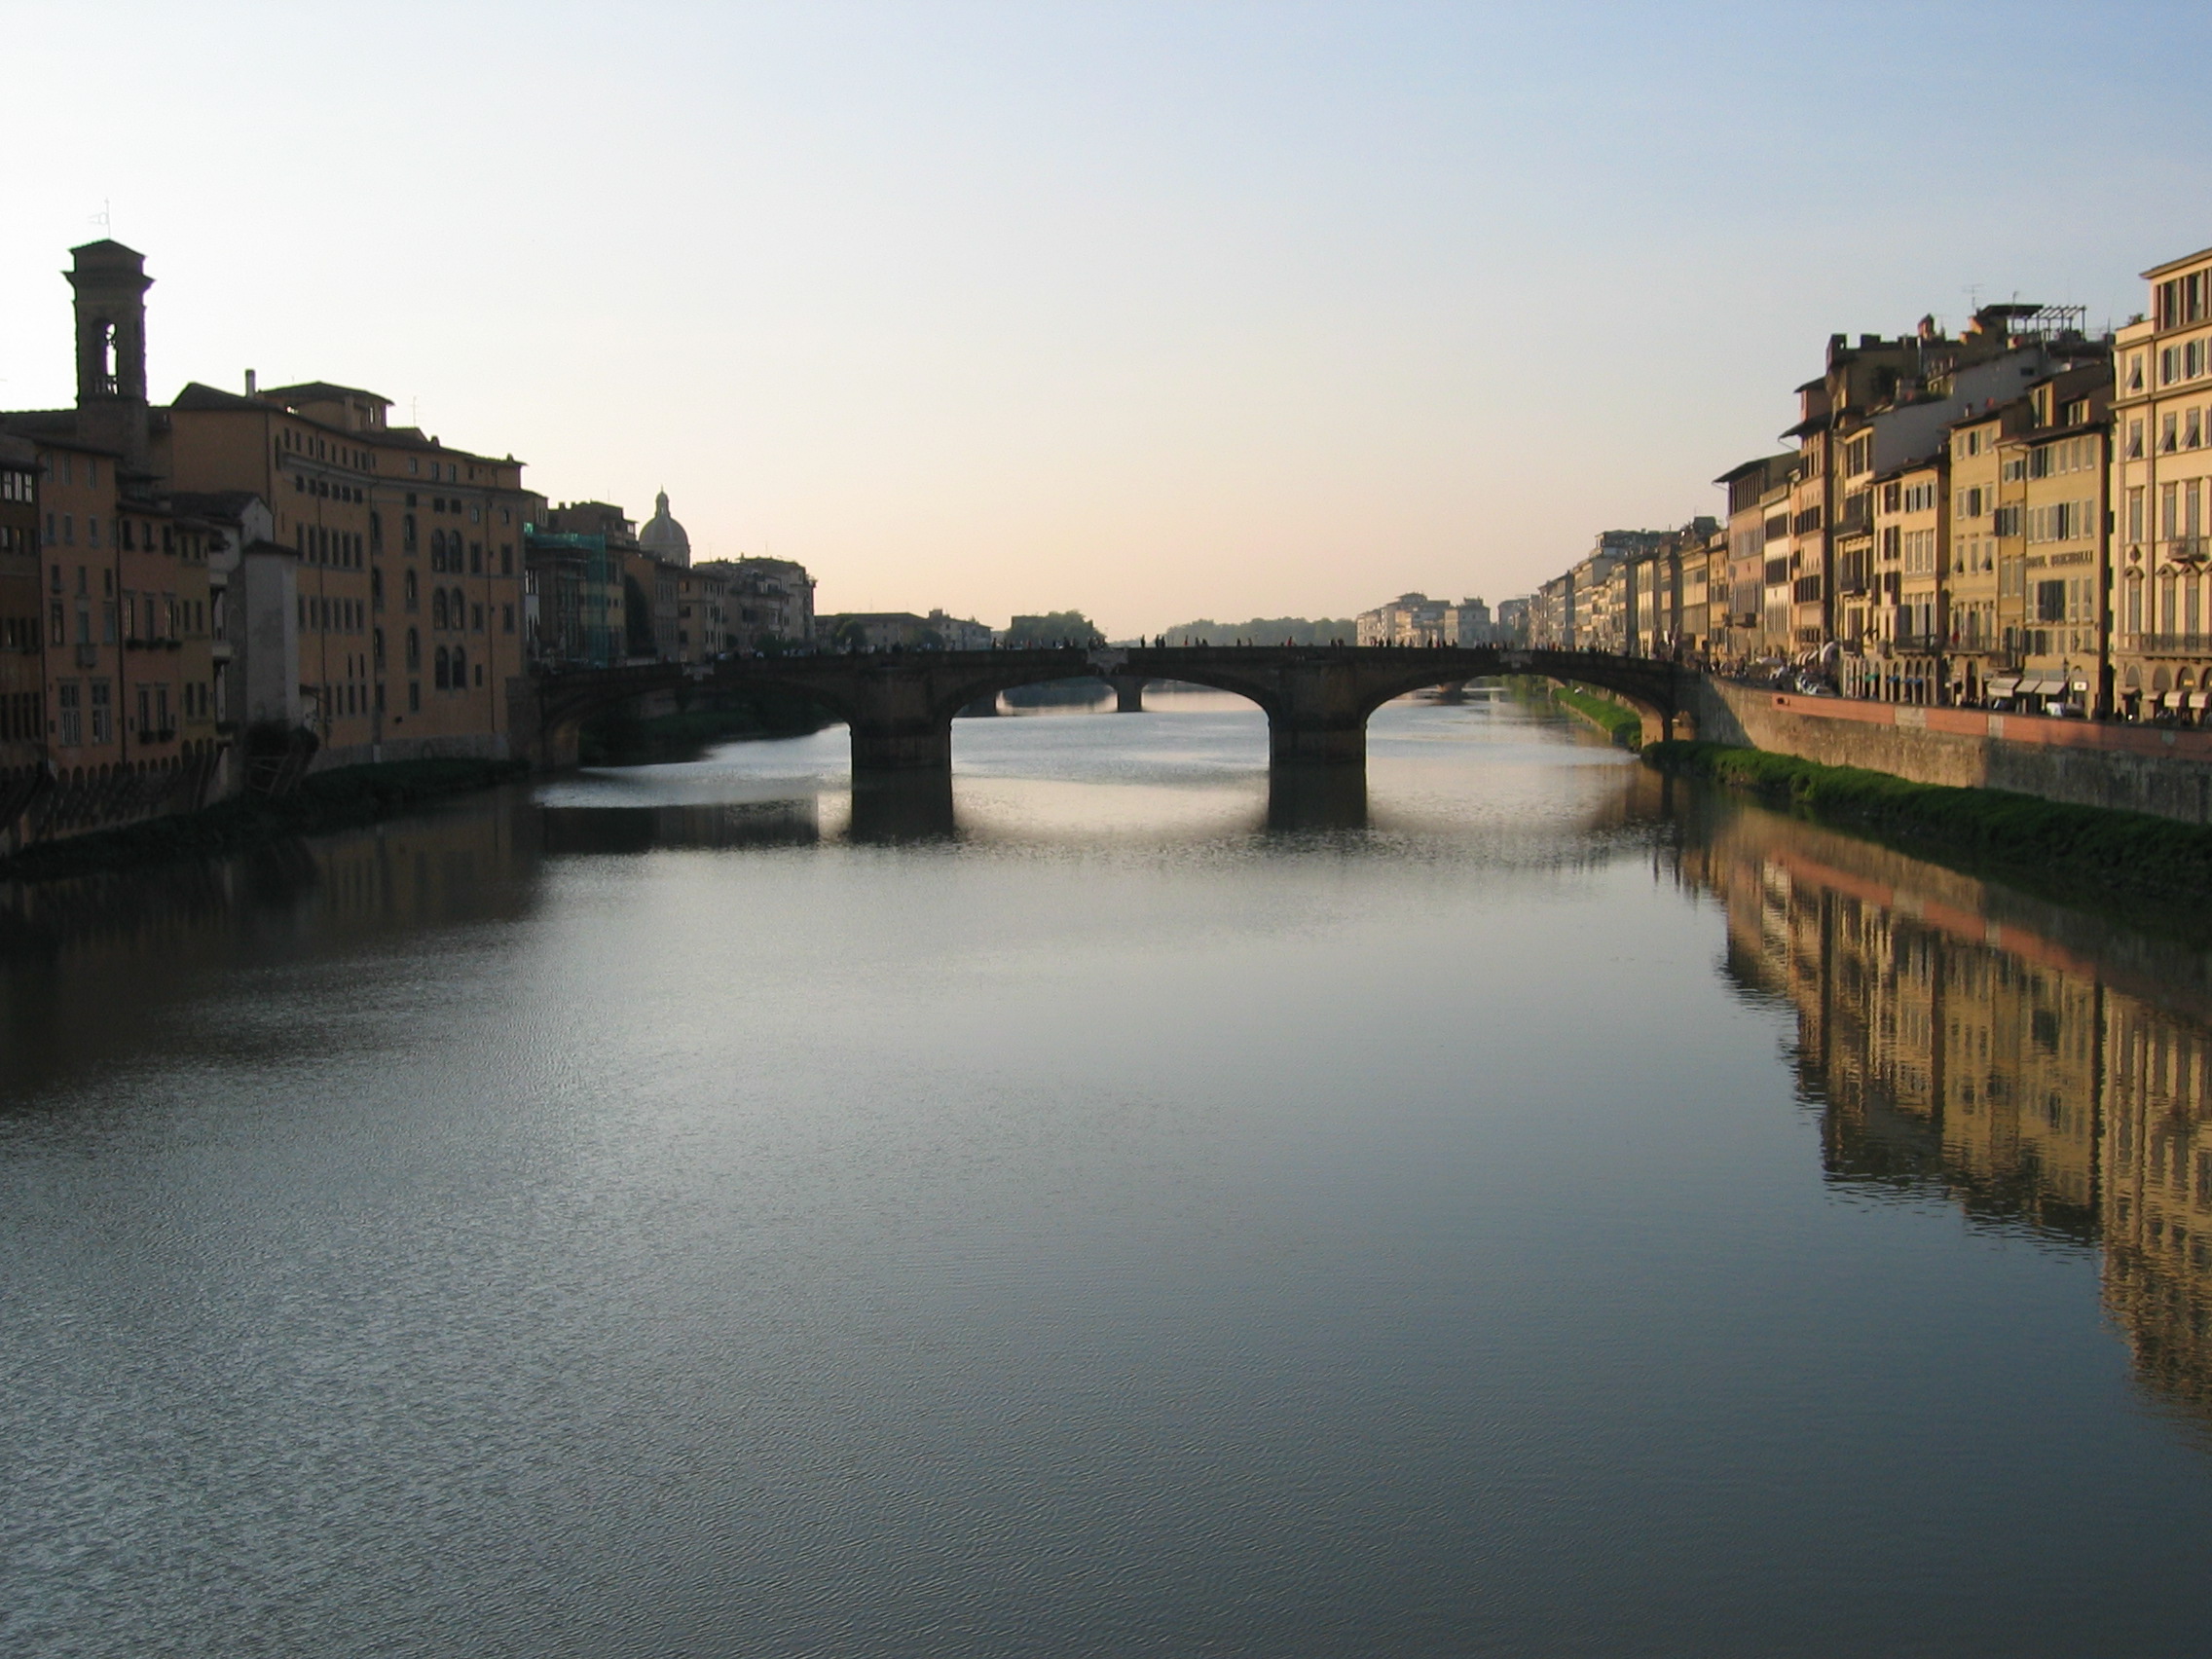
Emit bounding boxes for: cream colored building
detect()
[1943,405,2013,703]
[1998,365,2111,713]
[2111,245,2212,720]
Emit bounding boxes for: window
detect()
[471,603,484,632]
[502,604,514,633]
[404,570,419,611]
[371,568,384,609]
[434,645,449,689]
[406,627,421,670]
[403,513,418,554]
[2128,420,2144,459]
[57,682,81,747]
[432,589,448,629]
[90,680,110,743]
[452,646,466,687]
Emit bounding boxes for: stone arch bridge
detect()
[513,645,1693,773]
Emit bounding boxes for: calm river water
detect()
[7,690,2212,1657]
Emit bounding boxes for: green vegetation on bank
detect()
[0,757,527,885]
[1644,739,2212,916]
[577,689,832,765]
[1551,684,1644,749]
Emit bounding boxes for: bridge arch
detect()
[1339,654,1684,749]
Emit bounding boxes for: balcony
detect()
[2138,634,2212,655]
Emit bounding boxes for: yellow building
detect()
[1942,405,2014,703]
[1857,453,1946,703]
[2111,245,2212,721]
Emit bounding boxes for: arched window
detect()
[370,568,384,609]
[404,569,419,610]
[403,513,418,553]
[452,588,465,627]
[430,529,445,571]
[406,627,420,670]
[369,511,383,555]
[373,627,385,668]
[451,646,466,688]
[434,645,450,689]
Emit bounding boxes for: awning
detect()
[2192,692,2211,711]
[2163,691,2188,710]
[1984,677,2020,697]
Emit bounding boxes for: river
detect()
[5,689,2212,1657]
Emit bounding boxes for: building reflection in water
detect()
[0,790,543,1098]
[1676,793,2212,1427]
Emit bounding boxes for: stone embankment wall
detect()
[1690,678,2212,826]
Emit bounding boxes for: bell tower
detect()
[65,240,153,472]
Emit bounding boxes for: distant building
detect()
[637,489,689,567]
[697,557,814,649]
[525,505,629,669]
[1445,597,1492,645]
[1355,592,1451,645]
[815,608,990,650]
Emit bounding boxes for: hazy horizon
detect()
[4,1,2208,636]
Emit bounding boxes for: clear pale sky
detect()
[4,2,2208,636]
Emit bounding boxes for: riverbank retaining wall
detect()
[1690,678,2212,826]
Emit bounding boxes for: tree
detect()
[1002,610,1104,647]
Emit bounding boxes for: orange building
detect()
[163,379,530,763]
[1,434,43,830]
[6,241,531,784]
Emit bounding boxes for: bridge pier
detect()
[1108,675,1146,714]
[849,719,953,773]
[1268,719,1365,767]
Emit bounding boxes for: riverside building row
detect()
[1511,240,2212,723]
[1,240,817,851]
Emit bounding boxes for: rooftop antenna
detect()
[89,199,110,236]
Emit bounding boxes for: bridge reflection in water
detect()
[537,766,1371,847]
[1673,789,2212,1431]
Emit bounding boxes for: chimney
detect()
[244,369,257,395]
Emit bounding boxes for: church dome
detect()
[639,489,690,565]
